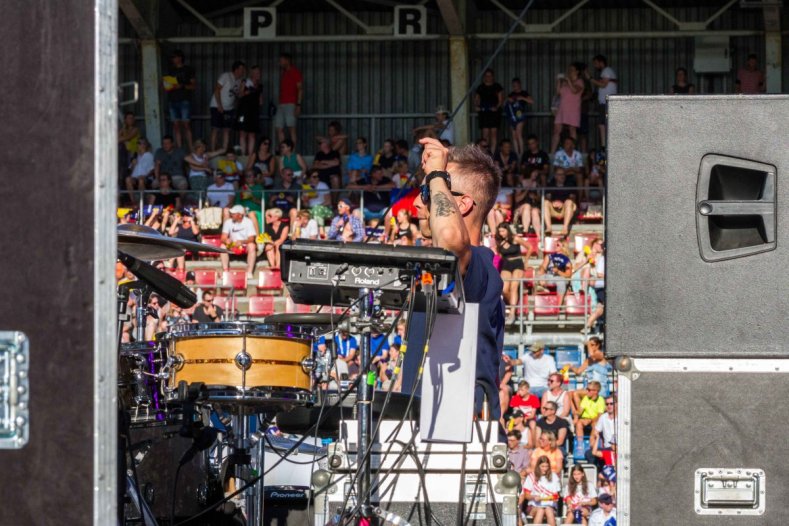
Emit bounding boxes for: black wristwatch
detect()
[425,170,451,190]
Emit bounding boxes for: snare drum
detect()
[164,322,314,406]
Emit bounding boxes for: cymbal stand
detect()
[229,409,264,525]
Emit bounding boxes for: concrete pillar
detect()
[765,32,781,93]
[141,40,163,147]
[449,36,470,146]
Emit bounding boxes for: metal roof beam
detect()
[436,0,465,35]
[488,0,527,32]
[641,0,682,28]
[119,0,155,39]
[205,0,285,19]
[549,0,589,30]
[703,0,738,27]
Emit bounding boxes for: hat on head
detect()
[317,335,327,345]
[435,105,449,116]
[531,341,545,352]
[338,197,353,208]
[511,409,524,418]
[601,466,617,483]
[393,335,402,346]
[185,271,196,281]
[598,492,614,504]
[230,204,245,215]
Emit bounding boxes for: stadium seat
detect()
[164,267,186,282]
[574,436,591,461]
[518,235,539,256]
[542,236,563,254]
[517,293,531,316]
[257,268,283,292]
[224,269,248,291]
[199,234,223,258]
[573,233,600,254]
[285,297,311,314]
[555,348,583,368]
[194,269,218,288]
[523,267,535,290]
[247,295,275,317]
[213,296,236,317]
[534,294,561,316]
[565,292,591,316]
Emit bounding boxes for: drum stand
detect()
[228,409,265,526]
[355,288,377,522]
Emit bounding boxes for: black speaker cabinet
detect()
[0,1,117,524]
[606,95,789,358]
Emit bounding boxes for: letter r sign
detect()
[244,7,277,39]
[394,6,427,37]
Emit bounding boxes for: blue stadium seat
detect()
[555,348,583,368]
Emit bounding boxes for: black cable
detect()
[263,434,327,465]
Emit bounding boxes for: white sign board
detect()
[394,5,427,37]
[244,7,277,40]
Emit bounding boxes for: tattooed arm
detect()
[420,138,472,275]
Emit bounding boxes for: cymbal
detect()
[117,224,228,261]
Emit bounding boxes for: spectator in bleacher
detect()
[370,326,390,370]
[507,430,531,478]
[292,209,319,240]
[245,137,275,188]
[412,106,455,146]
[563,464,597,525]
[125,137,155,198]
[487,189,513,234]
[209,60,246,152]
[736,54,766,94]
[268,167,298,224]
[164,49,196,150]
[551,63,584,153]
[530,431,564,476]
[587,394,616,469]
[327,197,365,242]
[474,68,504,153]
[347,137,374,184]
[334,329,358,371]
[597,465,616,501]
[521,135,551,188]
[118,111,140,180]
[275,139,307,181]
[514,187,542,239]
[373,139,402,176]
[388,209,419,245]
[499,354,514,425]
[583,241,605,334]
[144,174,181,231]
[237,65,263,156]
[505,78,533,158]
[154,135,188,191]
[510,380,541,420]
[275,53,303,146]
[535,401,571,452]
[523,342,557,398]
[219,204,258,279]
[236,172,264,234]
[542,170,577,237]
[262,208,289,269]
[587,493,615,526]
[588,55,618,148]
[495,222,533,323]
[577,62,594,154]
[573,380,605,453]
[216,150,244,189]
[312,137,342,189]
[542,373,573,426]
[508,409,534,448]
[168,212,200,271]
[186,140,224,195]
[670,66,696,94]
[553,137,585,187]
[379,335,402,392]
[317,121,348,154]
[586,149,606,199]
[191,289,224,324]
[568,337,612,403]
[521,455,561,526]
[206,172,235,212]
[494,139,520,189]
[347,165,395,221]
[301,169,333,229]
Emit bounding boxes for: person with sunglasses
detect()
[413,137,505,426]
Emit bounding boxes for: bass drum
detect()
[164,322,315,408]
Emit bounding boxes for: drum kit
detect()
[117,225,332,526]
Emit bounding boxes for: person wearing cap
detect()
[326,198,365,242]
[587,492,615,526]
[219,204,258,278]
[518,342,557,399]
[164,49,196,150]
[412,106,454,146]
[508,409,533,448]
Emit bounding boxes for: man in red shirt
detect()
[276,53,303,146]
[735,54,765,94]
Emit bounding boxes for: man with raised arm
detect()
[413,138,505,425]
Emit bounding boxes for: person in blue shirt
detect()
[537,237,573,298]
[326,197,365,242]
[347,137,373,184]
[334,330,358,365]
[413,137,505,429]
[369,328,390,368]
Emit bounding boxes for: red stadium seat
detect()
[573,233,600,254]
[199,235,223,258]
[565,292,591,316]
[286,297,311,314]
[213,296,236,317]
[248,295,275,317]
[518,235,539,256]
[194,269,217,288]
[164,267,186,282]
[224,269,248,291]
[257,268,283,292]
[534,294,561,316]
[517,293,531,316]
[523,266,535,289]
[542,236,563,254]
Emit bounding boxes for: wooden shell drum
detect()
[164,322,314,406]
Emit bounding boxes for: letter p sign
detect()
[244,7,277,39]
[394,6,427,37]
